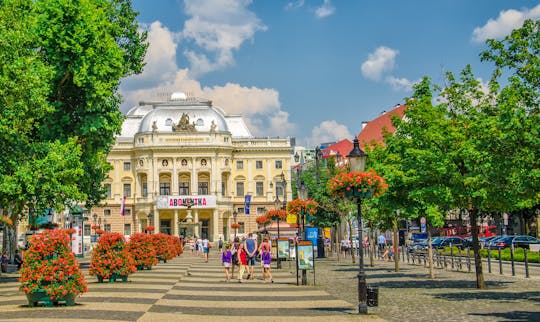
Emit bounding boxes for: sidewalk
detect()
[0,251,381,321]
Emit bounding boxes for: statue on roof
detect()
[172,113,196,132]
[210,120,217,132]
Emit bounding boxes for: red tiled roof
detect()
[357,104,407,148]
[322,139,353,160]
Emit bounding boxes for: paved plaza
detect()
[1,251,539,321]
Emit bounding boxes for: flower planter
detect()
[26,290,75,307]
[97,274,128,283]
[136,265,152,270]
[344,188,374,198]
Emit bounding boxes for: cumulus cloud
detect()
[285,0,305,11]
[315,0,335,18]
[181,0,267,77]
[309,120,352,146]
[385,76,416,92]
[119,17,295,137]
[361,46,398,81]
[472,4,540,42]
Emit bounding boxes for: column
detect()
[154,208,160,233]
[172,159,178,195]
[212,208,219,242]
[194,209,200,237]
[173,209,179,236]
[191,157,198,195]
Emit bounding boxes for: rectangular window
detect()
[236,182,244,197]
[276,182,284,197]
[236,160,243,169]
[123,183,131,197]
[142,182,148,197]
[198,182,209,195]
[124,209,131,217]
[238,222,245,234]
[238,207,245,214]
[124,224,131,235]
[257,207,266,214]
[104,209,111,216]
[179,182,190,195]
[104,184,112,198]
[255,160,263,169]
[221,182,226,196]
[275,160,282,169]
[84,224,91,236]
[104,224,111,232]
[160,182,170,196]
[123,162,131,171]
[256,182,264,196]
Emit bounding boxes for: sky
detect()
[119,0,540,147]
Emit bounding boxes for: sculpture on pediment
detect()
[172,113,196,132]
[210,120,217,132]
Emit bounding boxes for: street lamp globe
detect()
[347,137,367,172]
[298,182,308,201]
[274,196,281,210]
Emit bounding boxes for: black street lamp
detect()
[274,195,282,269]
[297,181,308,285]
[347,137,368,314]
[315,146,322,184]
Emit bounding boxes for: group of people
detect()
[187,236,211,262]
[1,250,23,270]
[221,233,273,283]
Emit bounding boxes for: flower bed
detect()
[127,232,158,270]
[152,233,176,263]
[19,229,87,306]
[89,232,136,282]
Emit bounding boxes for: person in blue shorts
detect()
[244,233,258,280]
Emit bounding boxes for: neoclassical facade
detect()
[90,93,292,242]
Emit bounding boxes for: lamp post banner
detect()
[244,195,252,215]
[71,226,82,255]
[306,227,318,248]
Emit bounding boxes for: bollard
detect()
[443,255,447,269]
[498,248,503,275]
[467,247,471,273]
[487,248,492,274]
[450,246,454,270]
[510,246,515,276]
[524,248,529,278]
[367,285,379,307]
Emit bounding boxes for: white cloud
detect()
[361,46,398,81]
[310,120,352,146]
[285,0,304,11]
[315,0,335,18]
[472,4,540,42]
[119,18,295,138]
[385,76,415,92]
[181,0,267,77]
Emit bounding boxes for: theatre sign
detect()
[156,196,217,209]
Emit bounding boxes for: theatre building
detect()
[90,93,292,242]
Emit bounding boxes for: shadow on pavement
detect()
[469,310,540,321]
[371,279,513,289]
[432,291,540,302]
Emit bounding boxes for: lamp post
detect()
[315,146,322,184]
[274,195,282,269]
[297,181,308,285]
[233,210,238,238]
[347,137,368,314]
[147,213,154,234]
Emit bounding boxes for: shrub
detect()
[89,232,136,279]
[127,233,158,268]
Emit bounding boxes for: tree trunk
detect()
[369,226,375,267]
[427,221,434,279]
[469,207,486,289]
[335,223,340,262]
[348,218,356,264]
[393,218,399,272]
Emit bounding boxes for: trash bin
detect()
[317,238,325,258]
[367,285,378,307]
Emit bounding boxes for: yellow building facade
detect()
[90,93,292,242]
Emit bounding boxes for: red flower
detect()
[286,198,319,216]
[145,226,155,231]
[328,169,387,197]
[230,223,241,229]
[265,209,287,221]
[255,215,269,225]
[90,232,136,279]
[127,233,158,267]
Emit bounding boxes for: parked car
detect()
[407,239,428,253]
[488,235,540,249]
[431,236,469,250]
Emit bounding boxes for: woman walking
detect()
[259,236,273,283]
[221,243,232,282]
[237,239,248,283]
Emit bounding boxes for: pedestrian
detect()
[341,239,349,257]
[14,250,23,270]
[377,233,386,259]
[218,237,223,253]
[202,236,210,262]
[230,237,240,279]
[244,232,258,280]
[221,243,232,282]
[258,236,273,283]
[196,236,203,256]
[189,238,195,255]
[237,238,248,283]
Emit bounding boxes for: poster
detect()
[298,243,314,270]
[277,239,289,259]
[71,226,82,255]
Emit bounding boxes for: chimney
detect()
[361,121,369,130]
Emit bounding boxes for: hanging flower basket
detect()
[64,228,76,235]
[89,232,136,282]
[0,216,13,227]
[19,229,87,306]
[328,170,387,198]
[95,229,105,235]
[286,198,319,216]
[230,223,241,229]
[145,226,155,232]
[266,209,287,221]
[91,225,100,230]
[255,215,269,225]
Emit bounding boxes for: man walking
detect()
[244,233,258,280]
[377,233,386,259]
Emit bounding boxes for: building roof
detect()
[321,138,353,160]
[357,104,407,147]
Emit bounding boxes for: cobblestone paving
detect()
[311,252,540,322]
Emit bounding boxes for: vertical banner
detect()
[306,227,318,247]
[71,226,82,255]
[120,195,126,216]
[244,194,251,215]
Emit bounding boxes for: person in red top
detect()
[237,239,248,283]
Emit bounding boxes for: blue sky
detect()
[119,0,540,147]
